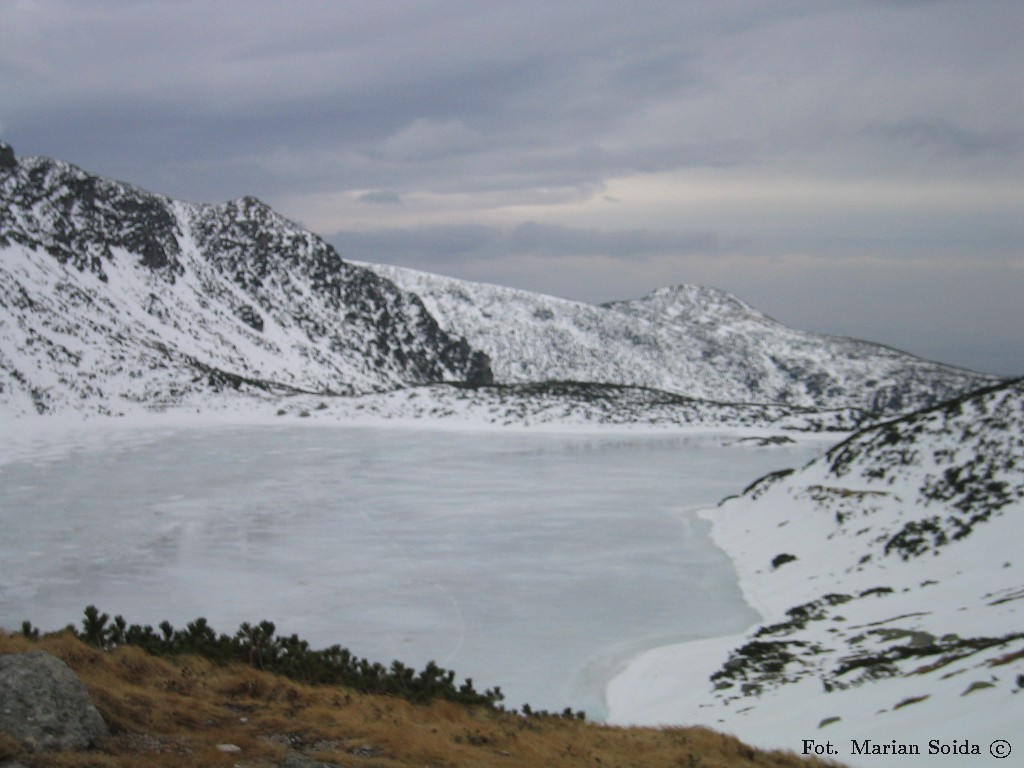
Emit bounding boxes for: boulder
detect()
[0,651,108,752]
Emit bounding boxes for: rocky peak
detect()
[604,283,771,328]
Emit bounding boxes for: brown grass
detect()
[0,632,847,768]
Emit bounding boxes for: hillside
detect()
[610,378,1024,765]
[364,262,993,414]
[0,630,845,768]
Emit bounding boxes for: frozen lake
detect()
[0,422,827,716]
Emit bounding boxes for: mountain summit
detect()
[0,144,997,418]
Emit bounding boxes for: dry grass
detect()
[0,632,847,768]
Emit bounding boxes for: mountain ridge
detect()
[0,142,998,420]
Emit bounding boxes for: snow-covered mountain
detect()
[0,142,996,419]
[364,262,994,414]
[610,377,1024,765]
[0,144,491,414]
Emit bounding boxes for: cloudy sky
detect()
[2,1,1022,375]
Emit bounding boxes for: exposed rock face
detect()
[0,651,108,752]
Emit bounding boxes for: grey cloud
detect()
[357,190,402,205]
[0,1,726,201]
[376,118,485,162]
[2,0,1021,375]
[863,120,1024,159]
[333,225,494,263]
[501,223,722,259]
[329,222,722,266]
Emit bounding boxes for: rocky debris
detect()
[0,651,108,752]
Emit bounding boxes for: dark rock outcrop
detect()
[0,142,15,170]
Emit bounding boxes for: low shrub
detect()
[69,606,505,710]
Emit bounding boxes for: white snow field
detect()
[0,416,827,718]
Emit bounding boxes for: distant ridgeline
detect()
[0,141,998,420]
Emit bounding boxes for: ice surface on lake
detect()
[0,423,826,716]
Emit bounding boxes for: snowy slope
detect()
[609,378,1024,765]
[267,381,863,432]
[0,146,490,413]
[364,262,993,414]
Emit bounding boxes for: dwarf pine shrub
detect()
[69,606,505,710]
